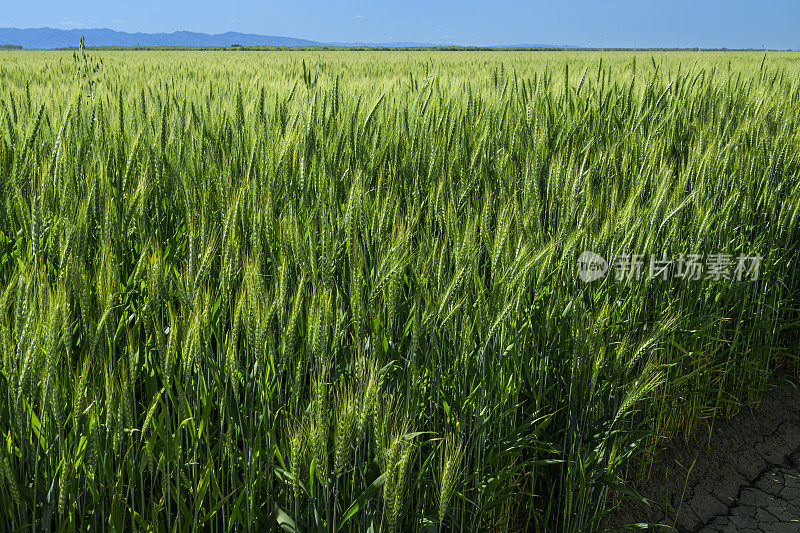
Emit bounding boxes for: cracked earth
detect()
[604,378,800,532]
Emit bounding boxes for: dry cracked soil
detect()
[604,377,800,532]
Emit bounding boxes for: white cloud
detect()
[355,14,366,20]
[57,17,94,29]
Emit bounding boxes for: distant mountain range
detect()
[0,28,321,48]
[0,27,572,49]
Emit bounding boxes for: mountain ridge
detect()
[0,27,572,49]
[0,28,321,48]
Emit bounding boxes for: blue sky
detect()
[1,1,799,49]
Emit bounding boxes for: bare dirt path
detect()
[605,377,800,532]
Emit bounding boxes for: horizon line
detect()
[1,26,797,51]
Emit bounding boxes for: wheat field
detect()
[0,49,799,531]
